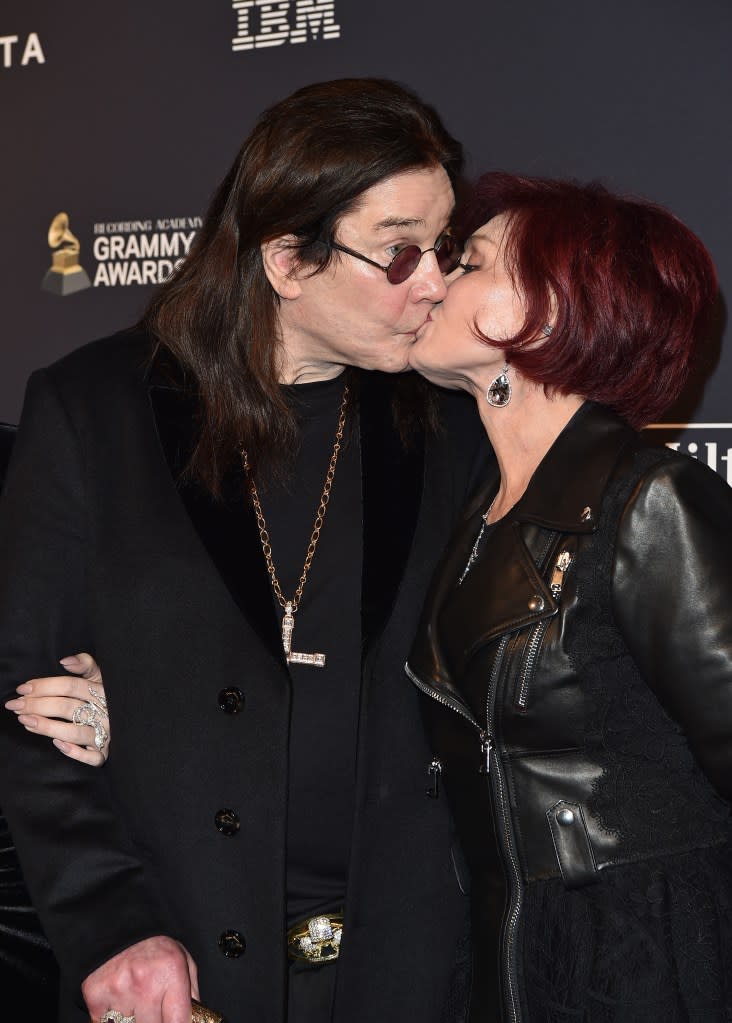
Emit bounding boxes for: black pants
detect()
[287,958,338,1023]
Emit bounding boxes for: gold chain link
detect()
[242,385,349,613]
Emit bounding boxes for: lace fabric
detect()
[568,448,732,855]
[519,446,732,1021]
[520,842,732,1022]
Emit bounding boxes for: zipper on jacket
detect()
[549,550,572,596]
[501,545,572,1013]
[408,640,522,1021]
[515,547,571,711]
[426,758,442,798]
[405,663,482,732]
[486,636,523,1023]
[479,731,493,774]
[516,621,548,710]
[405,666,498,779]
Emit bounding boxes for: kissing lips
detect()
[413,312,433,338]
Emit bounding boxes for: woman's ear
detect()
[261,235,303,300]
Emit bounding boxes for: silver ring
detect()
[89,684,108,713]
[93,719,109,752]
[72,700,109,752]
[72,701,100,727]
[101,1012,135,1023]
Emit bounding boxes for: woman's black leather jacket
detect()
[406,402,732,1023]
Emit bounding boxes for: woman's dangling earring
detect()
[486,364,512,408]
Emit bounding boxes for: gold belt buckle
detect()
[287,913,344,962]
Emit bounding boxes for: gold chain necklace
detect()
[242,384,349,668]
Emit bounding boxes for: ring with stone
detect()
[101,1011,135,1023]
[93,718,109,752]
[72,700,100,727]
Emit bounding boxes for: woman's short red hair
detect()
[459,172,719,427]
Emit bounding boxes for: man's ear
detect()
[261,236,304,299]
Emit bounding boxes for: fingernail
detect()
[53,739,71,753]
[18,714,38,728]
[60,656,82,668]
[16,682,32,694]
[5,698,25,711]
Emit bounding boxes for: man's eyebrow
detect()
[372,216,426,231]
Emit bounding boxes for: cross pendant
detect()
[281,602,326,667]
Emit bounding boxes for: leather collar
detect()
[407,402,642,682]
[472,401,638,533]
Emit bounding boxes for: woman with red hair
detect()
[406,172,732,1021]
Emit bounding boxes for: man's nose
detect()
[412,251,448,301]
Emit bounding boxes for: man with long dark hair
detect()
[0,79,489,1023]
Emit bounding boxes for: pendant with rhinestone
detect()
[281,601,326,667]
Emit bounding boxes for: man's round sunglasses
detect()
[329,233,462,285]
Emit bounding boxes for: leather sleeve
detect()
[612,454,732,802]
[0,369,169,994]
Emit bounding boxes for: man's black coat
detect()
[0,422,60,1013]
[0,330,490,1022]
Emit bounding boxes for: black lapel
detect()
[147,360,426,662]
[146,370,283,665]
[359,372,425,654]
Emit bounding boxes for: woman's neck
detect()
[476,380,584,523]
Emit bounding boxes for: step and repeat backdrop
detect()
[2,0,730,481]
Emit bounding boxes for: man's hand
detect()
[82,935,200,1023]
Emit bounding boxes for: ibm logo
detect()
[231,0,340,51]
[645,423,732,487]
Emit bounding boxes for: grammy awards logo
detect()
[41,212,91,296]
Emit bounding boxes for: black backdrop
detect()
[2,0,730,480]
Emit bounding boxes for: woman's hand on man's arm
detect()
[4,651,109,765]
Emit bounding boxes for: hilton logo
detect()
[645,423,732,487]
[231,0,340,50]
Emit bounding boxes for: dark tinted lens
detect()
[435,235,461,274]
[386,246,422,285]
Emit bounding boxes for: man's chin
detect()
[366,339,415,374]
[377,357,412,374]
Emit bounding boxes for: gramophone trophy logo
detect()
[41,212,91,296]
